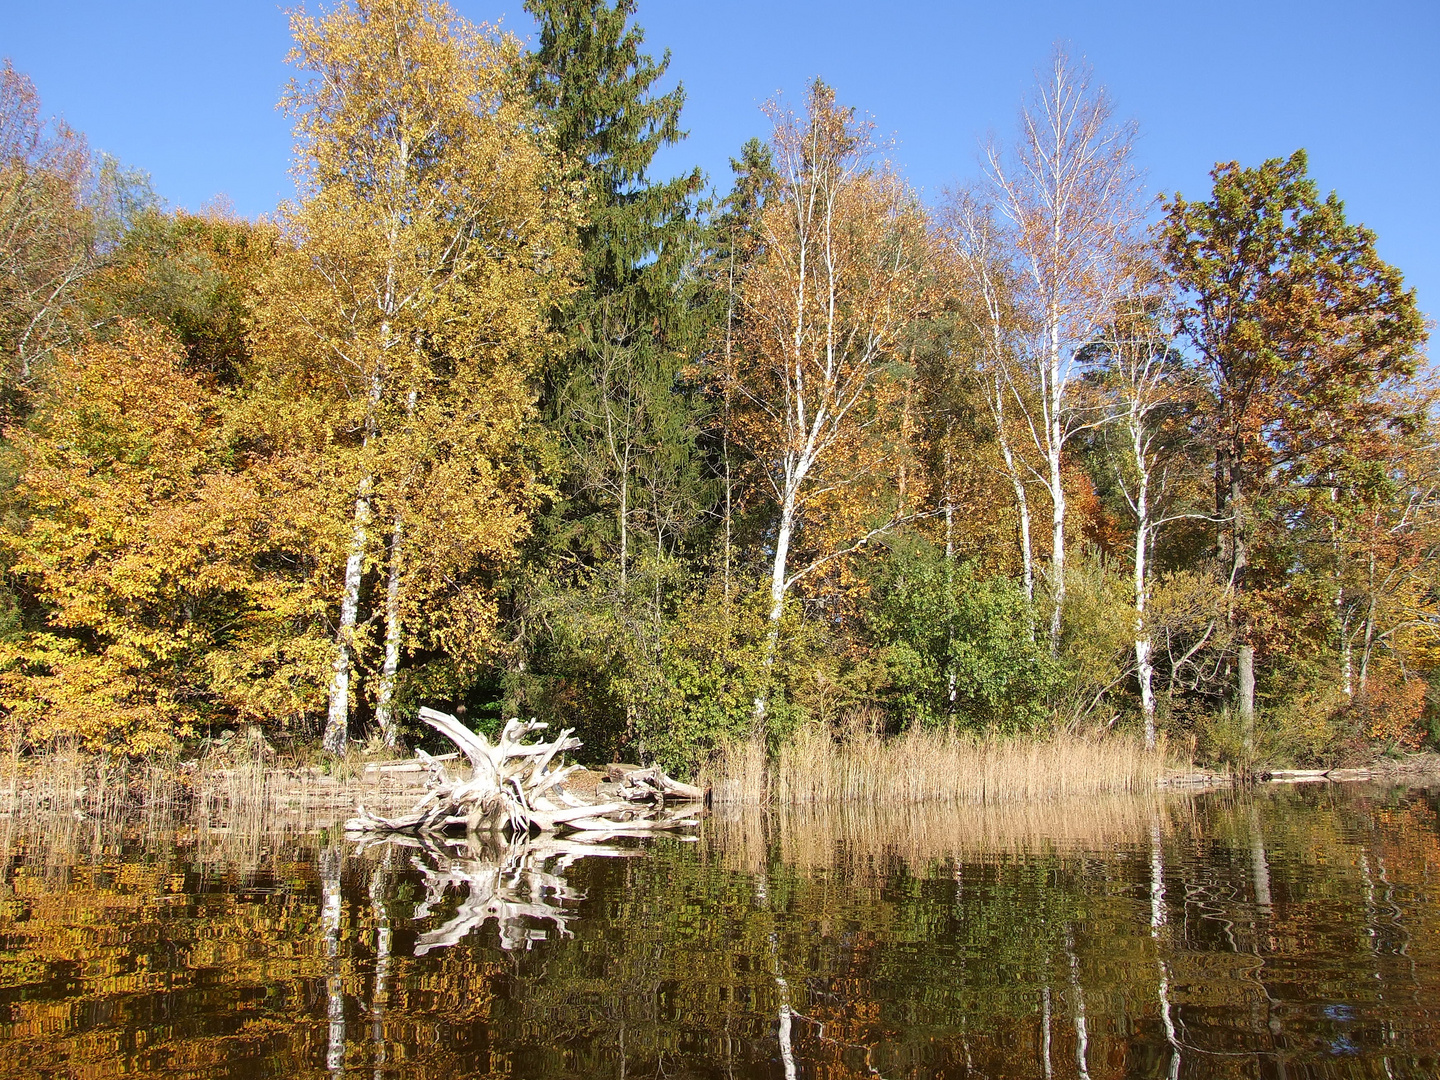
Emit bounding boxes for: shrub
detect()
[864,539,1062,732]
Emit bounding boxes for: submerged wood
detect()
[344,708,705,836]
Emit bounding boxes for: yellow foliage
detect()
[249,0,581,742]
[0,323,253,749]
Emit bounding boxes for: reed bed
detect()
[0,747,186,822]
[702,724,1176,806]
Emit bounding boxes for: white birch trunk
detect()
[325,186,397,754]
[1046,319,1067,650]
[1137,636,1156,747]
[754,493,798,725]
[374,390,418,747]
[944,443,957,704]
[1341,621,1354,698]
[1017,476,1036,608]
[992,374,1035,605]
[373,511,405,748]
[1133,422,1156,748]
[944,449,955,563]
[1047,437,1066,650]
[1359,552,1377,693]
[619,466,628,589]
[325,474,373,756]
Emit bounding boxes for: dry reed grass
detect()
[702,724,1176,806]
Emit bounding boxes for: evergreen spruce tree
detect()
[509,0,710,757]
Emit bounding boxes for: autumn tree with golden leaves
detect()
[254,0,579,752]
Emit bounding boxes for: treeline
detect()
[0,0,1432,769]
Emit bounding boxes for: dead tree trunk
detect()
[345,708,705,837]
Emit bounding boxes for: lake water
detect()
[1,783,1436,1078]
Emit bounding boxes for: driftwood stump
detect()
[344,708,705,837]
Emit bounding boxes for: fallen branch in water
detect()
[344,708,705,836]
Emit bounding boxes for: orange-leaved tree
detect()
[1162,149,1427,750]
[0,322,270,751]
[723,81,928,724]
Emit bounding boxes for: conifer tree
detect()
[513,0,708,750]
[524,0,706,576]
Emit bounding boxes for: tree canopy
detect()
[0,11,1433,771]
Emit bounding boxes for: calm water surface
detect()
[1,784,1436,1078]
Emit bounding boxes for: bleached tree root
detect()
[344,708,706,837]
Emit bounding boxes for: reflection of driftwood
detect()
[355,831,634,953]
[345,708,704,836]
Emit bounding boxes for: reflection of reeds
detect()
[703,726,1174,806]
[704,794,1188,877]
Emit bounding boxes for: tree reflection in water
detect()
[2,786,1439,1078]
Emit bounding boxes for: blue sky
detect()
[3,1,1436,318]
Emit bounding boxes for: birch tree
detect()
[984,49,1142,648]
[944,192,1037,605]
[726,81,927,723]
[0,63,156,408]
[255,0,577,753]
[1089,287,1203,747]
[0,61,94,398]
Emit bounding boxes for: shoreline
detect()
[4,746,1438,826]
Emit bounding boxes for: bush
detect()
[864,539,1062,732]
[502,572,821,776]
[1193,660,1427,770]
[1054,552,1136,726]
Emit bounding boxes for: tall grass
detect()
[703,725,1176,806]
[0,746,187,821]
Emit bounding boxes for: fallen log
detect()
[344,708,705,837]
[600,764,709,804]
